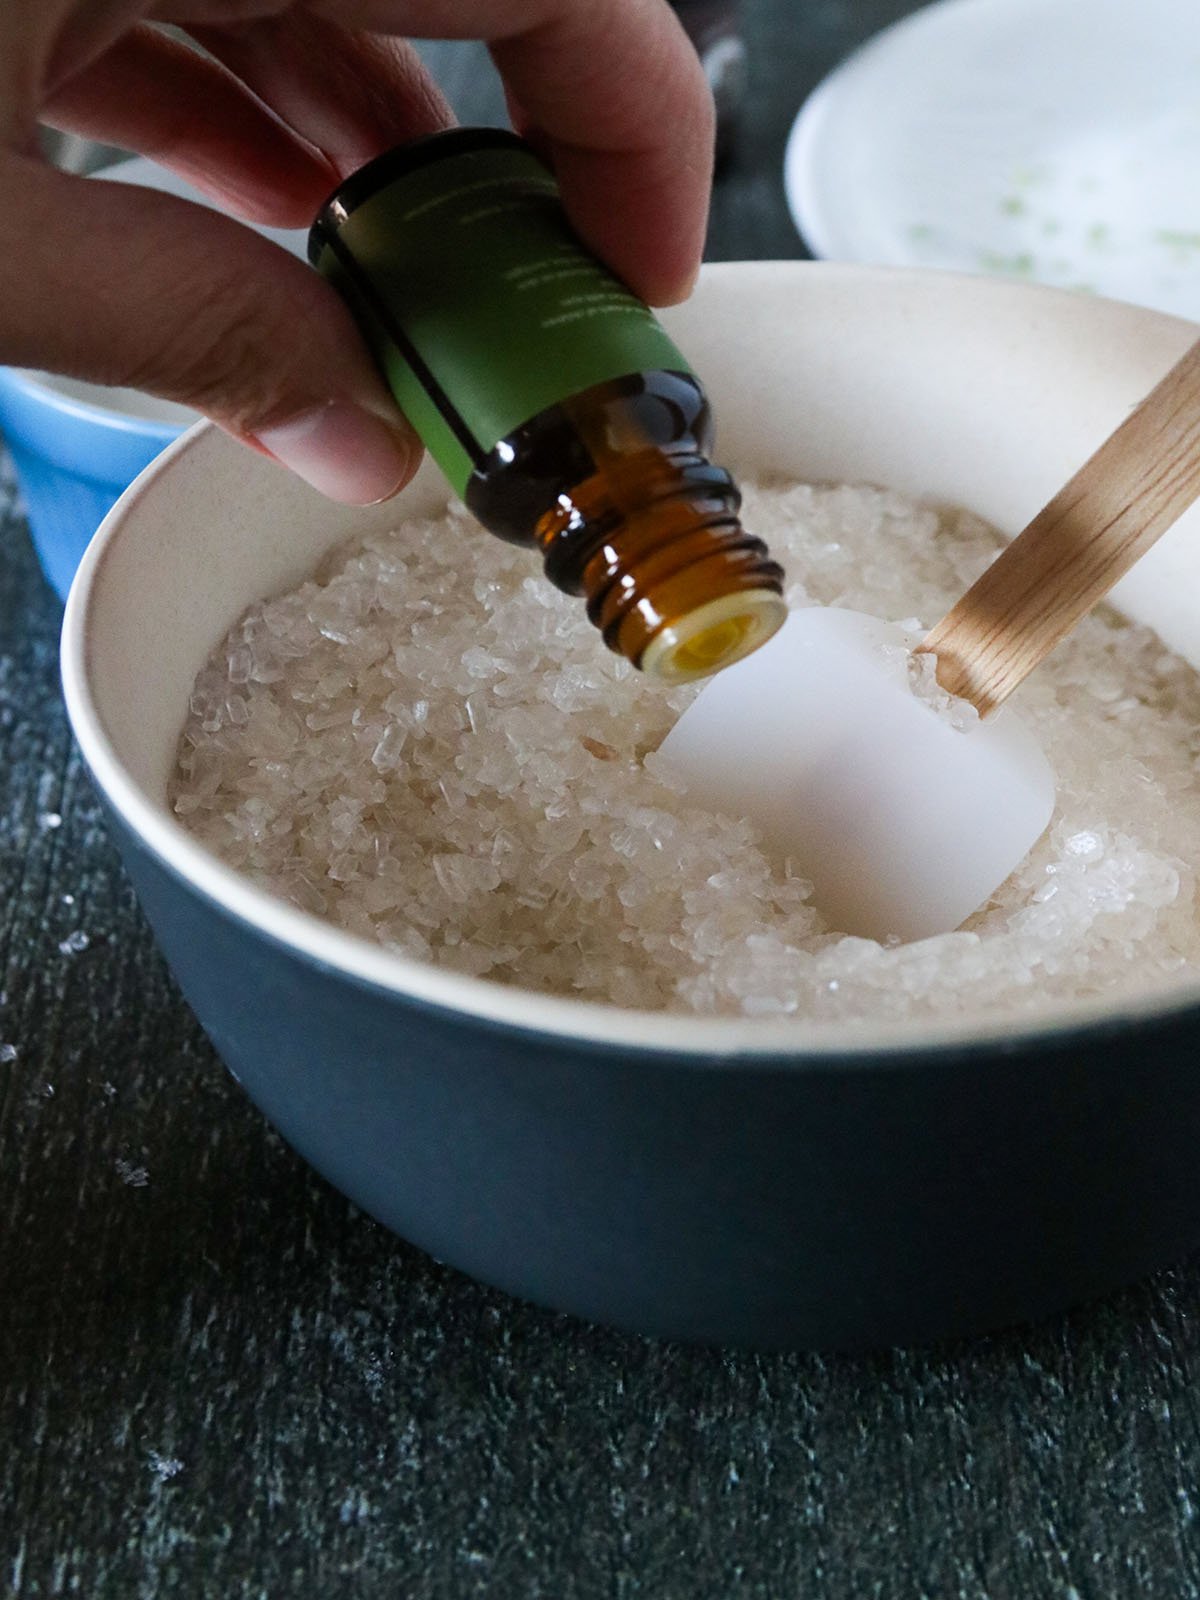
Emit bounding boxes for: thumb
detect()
[0,154,417,505]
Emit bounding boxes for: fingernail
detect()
[669,260,703,305]
[255,402,413,505]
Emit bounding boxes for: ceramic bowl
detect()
[0,157,306,601]
[0,368,187,601]
[60,262,1200,1348]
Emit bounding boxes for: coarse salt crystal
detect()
[227,645,253,684]
[168,480,1200,1027]
[371,724,407,770]
[1066,830,1105,861]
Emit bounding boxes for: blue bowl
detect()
[59,265,1200,1348]
[0,367,184,601]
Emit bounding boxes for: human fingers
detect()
[40,24,338,227]
[45,16,453,219]
[190,14,454,179]
[0,150,418,503]
[487,0,714,304]
[176,0,715,306]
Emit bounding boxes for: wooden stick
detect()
[920,339,1200,717]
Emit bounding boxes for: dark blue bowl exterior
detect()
[106,805,1200,1349]
[0,370,180,601]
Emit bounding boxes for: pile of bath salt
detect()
[171,481,1200,1023]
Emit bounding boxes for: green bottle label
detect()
[312,137,691,495]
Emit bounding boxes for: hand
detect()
[0,2,714,503]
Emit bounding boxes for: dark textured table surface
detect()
[7,5,1200,1596]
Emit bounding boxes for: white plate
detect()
[785,0,1200,319]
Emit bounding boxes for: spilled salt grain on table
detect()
[170,482,1200,1024]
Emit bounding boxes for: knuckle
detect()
[119,258,339,434]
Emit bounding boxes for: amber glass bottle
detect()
[310,129,785,682]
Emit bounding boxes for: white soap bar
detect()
[656,608,1056,943]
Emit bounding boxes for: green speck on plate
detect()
[979,250,1036,277]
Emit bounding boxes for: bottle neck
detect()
[536,450,782,674]
[465,373,786,680]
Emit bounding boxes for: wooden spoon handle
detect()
[920,338,1200,717]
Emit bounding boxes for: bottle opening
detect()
[639,590,788,684]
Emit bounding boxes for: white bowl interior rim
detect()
[60,261,1200,1058]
